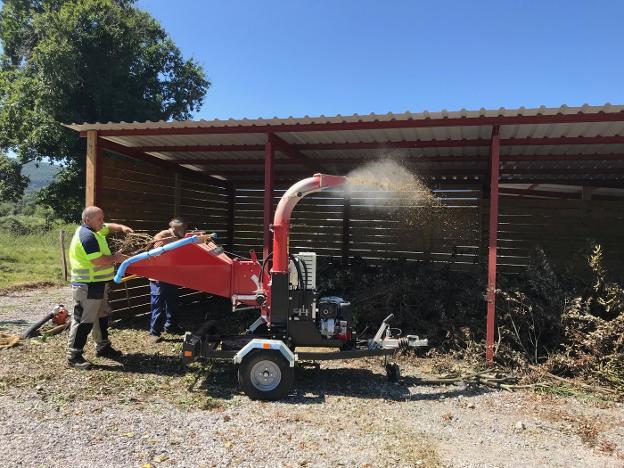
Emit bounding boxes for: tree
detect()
[0,153,29,202]
[0,0,209,220]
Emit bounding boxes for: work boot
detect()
[164,324,185,335]
[148,333,162,343]
[95,344,123,359]
[67,352,92,370]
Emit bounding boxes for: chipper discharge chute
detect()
[115,173,427,400]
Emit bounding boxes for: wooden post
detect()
[263,134,275,260]
[486,126,500,364]
[59,230,68,281]
[173,173,182,217]
[85,130,98,206]
[342,194,351,265]
[227,184,236,253]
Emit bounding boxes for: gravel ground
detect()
[1,286,624,468]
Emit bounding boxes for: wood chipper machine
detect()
[114,173,427,400]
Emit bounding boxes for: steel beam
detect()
[342,195,351,265]
[199,166,624,178]
[263,135,275,260]
[499,188,582,199]
[97,139,230,188]
[227,185,236,253]
[486,126,500,364]
[128,136,624,154]
[141,144,264,152]
[185,153,624,167]
[269,134,323,172]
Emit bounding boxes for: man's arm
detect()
[91,252,127,266]
[152,229,176,247]
[79,228,127,266]
[106,223,134,235]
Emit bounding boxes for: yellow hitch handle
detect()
[118,274,138,283]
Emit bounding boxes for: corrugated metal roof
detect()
[65,103,624,132]
[64,104,624,186]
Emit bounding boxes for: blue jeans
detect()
[149,281,179,336]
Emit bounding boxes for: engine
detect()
[317,296,353,341]
[287,252,354,345]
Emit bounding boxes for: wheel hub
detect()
[250,360,282,392]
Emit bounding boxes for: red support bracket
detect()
[486,125,501,364]
[226,184,236,254]
[269,134,324,173]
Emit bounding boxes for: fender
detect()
[233,339,296,367]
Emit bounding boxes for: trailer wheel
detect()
[238,350,294,401]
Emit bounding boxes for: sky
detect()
[138,0,624,120]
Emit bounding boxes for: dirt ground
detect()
[1,286,623,467]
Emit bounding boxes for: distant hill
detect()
[22,161,60,192]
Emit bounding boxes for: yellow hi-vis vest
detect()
[68,224,114,283]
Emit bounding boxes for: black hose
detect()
[262,251,308,291]
[298,257,309,290]
[289,254,304,290]
[260,252,273,279]
[20,312,54,339]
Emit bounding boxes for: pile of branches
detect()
[108,232,154,256]
[316,257,485,346]
[494,244,624,392]
[317,243,624,393]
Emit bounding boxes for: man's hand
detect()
[107,223,134,235]
[113,252,129,264]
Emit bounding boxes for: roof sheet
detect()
[64,104,624,186]
[65,103,624,132]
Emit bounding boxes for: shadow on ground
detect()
[108,296,488,404]
[0,319,29,330]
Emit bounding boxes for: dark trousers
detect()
[149,281,178,336]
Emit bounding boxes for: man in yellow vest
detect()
[67,206,133,369]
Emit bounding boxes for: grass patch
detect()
[0,225,73,291]
[384,426,442,467]
[0,326,229,411]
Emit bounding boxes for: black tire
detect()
[238,350,294,401]
[386,362,401,383]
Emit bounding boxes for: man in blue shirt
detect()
[148,218,188,342]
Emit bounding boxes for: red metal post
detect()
[263,135,275,260]
[486,126,501,363]
[226,184,235,254]
[342,195,351,265]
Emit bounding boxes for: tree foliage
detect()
[0,153,29,202]
[0,0,210,219]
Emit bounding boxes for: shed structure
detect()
[67,104,624,361]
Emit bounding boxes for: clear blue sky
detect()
[138,0,624,120]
